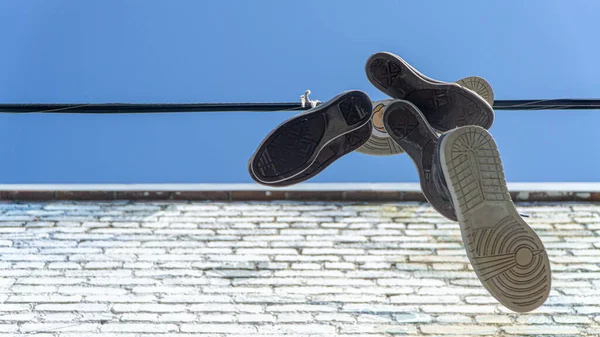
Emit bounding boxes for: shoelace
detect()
[300,90,321,108]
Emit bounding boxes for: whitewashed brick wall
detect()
[0,201,597,336]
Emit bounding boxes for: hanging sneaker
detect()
[356,99,406,156]
[249,90,372,185]
[249,121,372,187]
[358,76,494,156]
[437,125,551,312]
[382,99,456,220]
[366,52,494,132]
[456,76,494,106]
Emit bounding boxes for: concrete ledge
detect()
[0,183,597,201]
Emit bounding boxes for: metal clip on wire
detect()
[300,90,321,109]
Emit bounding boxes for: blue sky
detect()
[0,0,599,183]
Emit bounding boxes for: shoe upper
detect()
[431,133,454,208]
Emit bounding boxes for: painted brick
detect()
[420,305,496,314]
[198,313,235,322]
[258,324,336,334]
[266,304,336,312]
[181,324,257,333]
[476,315,513,324]
[158,313,196,322]
[58,286,128,295]
[35,304,108,312]
[120,313,158,321]
[421,324,498,335]
[390,295,461,304]
[0,200,595,336]
[100,323,177,333]
[0,304,30,311]
[0,313,36,321]
[553,315,592,324]
[340,324,418,334]
[238,314,276,322]
[189,304,262,312]
[435,314,473,323]
[278,313,313,322]
[7,295,81,303]
[516,315,554,324]
[502,325,580,335]
[394,313,432,323]
[112,304,185,313]
[20,323,99,333]
[315,313,355,322]
[159,295,231,303]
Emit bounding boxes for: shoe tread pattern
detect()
[255,115,326,179]
[384,101,456,221]
[366,53,494,132]
[250,91,372,184]
[261,122,372,187]
[441,126,551,313]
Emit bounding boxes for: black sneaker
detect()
[366,52,494,132]
[438,125,551,312]
[249,122,372,187]
[249,91,372,185]
[382,99,456,221]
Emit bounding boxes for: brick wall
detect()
[0,201,598,335]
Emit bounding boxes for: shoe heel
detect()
[439,125,551,312]
[337,92,372,127]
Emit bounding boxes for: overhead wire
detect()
[0,99,599,114]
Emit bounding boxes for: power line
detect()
[0,103,305,114]
[0,99,599,114]
[493,99,600,110]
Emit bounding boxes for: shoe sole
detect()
[439,125,551,312]
[383,100,456,221]
[356,100,405,156]
[358,76,495,157]
[249,90,372,184]
[356,132,405,156]
[365,52,494,132]
[456,76,494,106]
[405,67,495,107]
[404,59,495,107]
[250,122,372,187]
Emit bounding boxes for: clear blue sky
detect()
[0,0,599,183]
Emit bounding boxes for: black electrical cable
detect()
[0,103,306,114]
[0,99,599,114]
[493,99,600,110]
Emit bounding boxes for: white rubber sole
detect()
[357,76,494,156]
[439,125,551,312]
[356,100,405,156]
[456,76,494,106]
